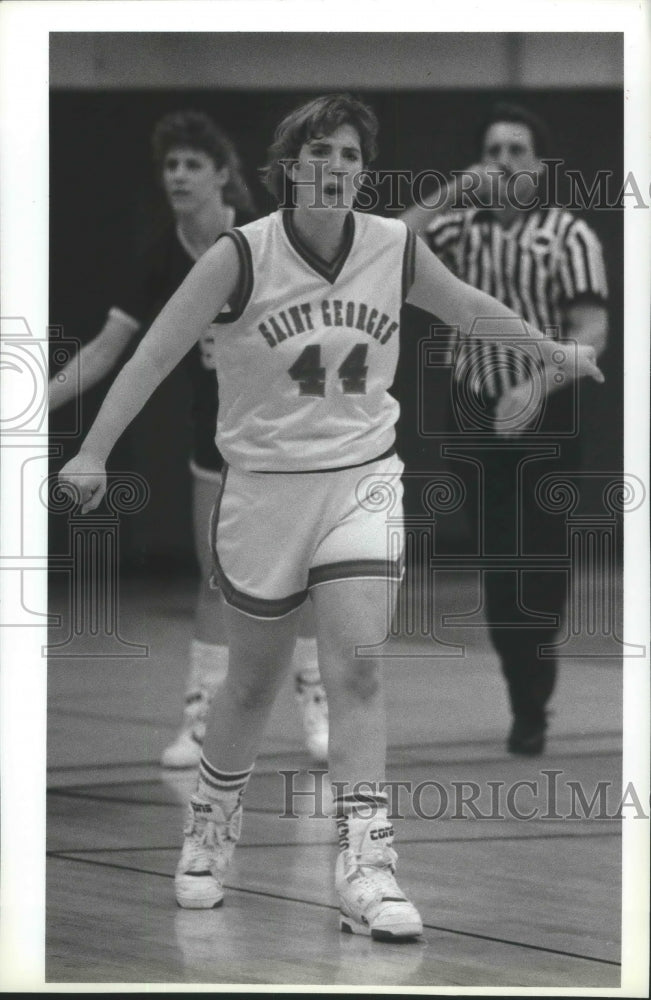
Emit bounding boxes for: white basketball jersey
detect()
[212,209,416,472]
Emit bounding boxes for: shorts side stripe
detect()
[209,466,308,619]
[217,575,308,619]
[308,557,404,589]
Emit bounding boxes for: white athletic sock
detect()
[333,788,389,826]
[197,756,254,813]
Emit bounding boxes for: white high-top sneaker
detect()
[175,795,242,908]
[161,692,207,769]
[335,810,423,941]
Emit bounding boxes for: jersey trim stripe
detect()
[282,208,355,284]
[214,229,254,323]
[401,228,417,302]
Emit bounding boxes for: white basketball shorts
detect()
[209,450,405,619]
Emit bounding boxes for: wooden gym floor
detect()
[44,571,631,990]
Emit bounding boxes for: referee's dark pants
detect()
[442,383,582,728]
[482,388,582,726]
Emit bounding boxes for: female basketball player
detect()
[58,94,603,941]
[49,110,327,769]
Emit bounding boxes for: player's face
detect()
[162,147,228,215]
[291,123,363,211]
[481,122,542,208]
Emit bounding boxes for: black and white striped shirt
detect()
[426,206,608,399]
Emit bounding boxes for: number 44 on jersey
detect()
[288,344,369,396]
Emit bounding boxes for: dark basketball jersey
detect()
[112,215,247,471]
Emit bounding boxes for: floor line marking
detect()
[47,852,621,968]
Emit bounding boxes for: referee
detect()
[403,102,609,755]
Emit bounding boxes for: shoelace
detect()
[349,845,402,898]
[185,811,240,869]
[184,817,219,868]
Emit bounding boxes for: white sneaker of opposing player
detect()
[161,693,207,769]
[175,795,242,909]
[335,812,423,941]
[294,673,329,762]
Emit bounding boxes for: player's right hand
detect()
[58,452,107,513]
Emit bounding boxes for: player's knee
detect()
[227,672,276,712]
[343,656,381,701]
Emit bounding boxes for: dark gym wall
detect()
[48,87,623,573]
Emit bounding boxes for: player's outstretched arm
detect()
[48,312,140,411]
[59,236,240,513]
[401,163,492,236]
[492,300,609,436]
[405,235,604,387]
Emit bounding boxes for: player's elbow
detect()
[137,338,178,383]
[75,337,119,385]
[93,339,123,372]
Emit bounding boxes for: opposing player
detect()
[49,110,328,767]
[59,94,603,941]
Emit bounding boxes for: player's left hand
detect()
[538,339,604,386]
[576,343,605,383]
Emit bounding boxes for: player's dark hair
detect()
[260,93,379,203]
[152,110,255,214]
[475,102,552,159]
